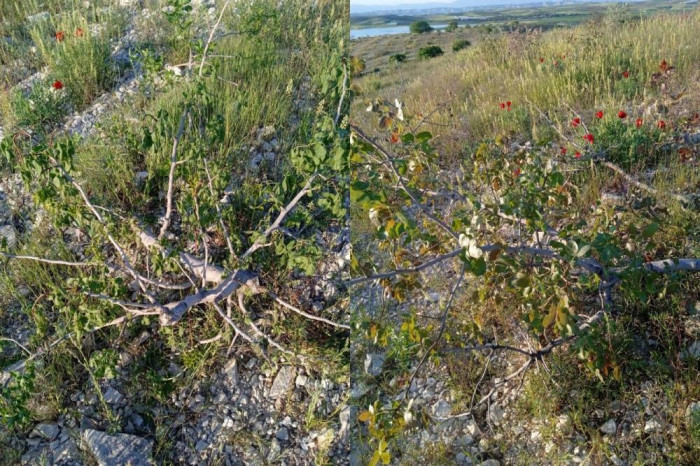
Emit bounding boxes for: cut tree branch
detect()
[158,108,189,240]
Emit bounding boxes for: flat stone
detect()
[458,434,474,446]
[339,405,351,439]
[103,387,124,404]
[269,366,296,399]
[488,405,504,425]
[52,437,81,463]
[275,427,289,441]
[0,225,17,248]
[82,429,153,466]
[644,418,662,433]
[130,413,144,429]
[480,460,500,466]
[600,419,617,435]
[295,374,308,387]
[350,382,370,399]
[432,400,452,419]
[364,353,385,377]
[222,358,239,386]
[31,423,60,441]
[195,439,209,451]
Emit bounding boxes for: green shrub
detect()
[389,53,407,64]
[590,117,662,167]
[446,20,458,32]
[410,21,432,34]
[350,55,366,76]
[418,45,443,60]
[452,39,471,52]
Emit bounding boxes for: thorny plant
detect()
[350,98,699,463]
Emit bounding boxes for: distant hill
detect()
[350,0,645,15]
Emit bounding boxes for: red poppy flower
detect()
[55,31,65,42]
[390,132,399,144]
[660,59,669,71]
[571,117,581,128]
[514,168,521,177]
[618,110,627,119]
[506,101,512,111]
[75,28,84,37]
[622,70,630,78]
[657,120,666,129]
[499,102,506,109]
[635,118,643,128]
[539,57,544,63]
[596,111,604,119]
[583,133,594,144]
[574,151,582,159]
[560,147,567,155]
[52,80,63,90]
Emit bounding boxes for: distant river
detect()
[350,24,448,39]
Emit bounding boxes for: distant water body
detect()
[351,24,448,39]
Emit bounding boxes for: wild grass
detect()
[354,10,700,158]
[29,10,121,109]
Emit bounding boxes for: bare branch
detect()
[266,290,350,330]
[334,64,348,126]
[158,108,189,240]
[0,253,94,267]
[600,160,692,205]
[237,293,295,356]
[239,173,317,260]
[180,252,226,284]
[204,158,236,258]
[199,0,231,77]
[641,258,700,273]
[346,248,462,286]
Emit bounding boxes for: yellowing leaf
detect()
[542,304,557,328]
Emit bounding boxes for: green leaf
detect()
[470,257,487,276]
[641,222,659,238]
[416,131,432,142]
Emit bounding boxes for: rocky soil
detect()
[351,273,700,465]
[1,2,350,464]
